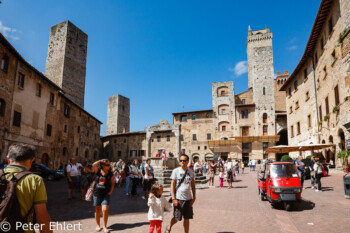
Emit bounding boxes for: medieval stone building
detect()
[0,21,101,169]
[102,27,288,163]
[280,0,350,165]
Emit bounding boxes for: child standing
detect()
[147,183,172,233]
[219,168,225,188]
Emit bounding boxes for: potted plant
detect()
[337,150,350,173]
[333,106,340,114]
[318,121,322,127]
[281,155,292,162]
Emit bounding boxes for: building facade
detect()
[280,0,350,165]
[102,27,288,162]
[0,21,101,169]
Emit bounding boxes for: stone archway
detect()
[192,153,200,162]
[41,153,49,166]
[338,129,346,150]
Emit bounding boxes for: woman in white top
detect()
[141,159,154,199]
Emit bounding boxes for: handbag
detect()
[85,177,98,201]
[169,169,188,203]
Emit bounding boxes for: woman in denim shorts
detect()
[92,159,115,233]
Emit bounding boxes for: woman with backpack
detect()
[313,157,324,192]
[92,159,115,233]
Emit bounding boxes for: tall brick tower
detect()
[45,21,87,107]
[106,95,130,136]
[247,26,276,136]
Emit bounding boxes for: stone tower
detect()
[45,21,88,107]
[212,81,236,139]
[247,26,275,136]
[106,95,130,136]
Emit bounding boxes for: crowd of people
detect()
[1,143,332,233]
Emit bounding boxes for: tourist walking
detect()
[147,183,172,233]
[251,159,257,171]
[225,158,234,189]
[92,159,115,233]
[67,158,80,199]
[125,161,132,195]
[308,156,316,189]
[161,150,167,169]
[219,168,225,188]
[165,154,196,233]
[313,157,323,192]
[131,159,141,196]
[208,160,217,187]
[295,156,305,187]
[2,143,52,233]
[80,160,93,200]
[241,160,245,174]
[142,159,154,200]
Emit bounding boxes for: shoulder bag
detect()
[168,169,188,203]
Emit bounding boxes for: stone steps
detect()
[153,168,208,188]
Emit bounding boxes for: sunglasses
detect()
[103,164,111,167]
[180,160,188,162]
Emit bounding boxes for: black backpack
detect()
[0,169,34,233]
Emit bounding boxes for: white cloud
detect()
[287,45,298,51]
[0,21,20,40]
[229,60,248,76]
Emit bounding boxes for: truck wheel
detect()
[283,202,291,211]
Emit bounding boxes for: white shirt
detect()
[67,164,79,176]
[251,160,256,166]
[147,196,172,220]
[219,172,224,178]
[144,164,153,179]
[225,162,234,171]
[194,162,200,170]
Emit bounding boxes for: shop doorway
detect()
[220,153,228,161]
[242,153,249,165]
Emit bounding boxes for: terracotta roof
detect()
[280,0,334,91]
[0,33,103,124]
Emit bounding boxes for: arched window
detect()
[217,86,228,97]
[94,151,98,160]
[329,135,333,143]
[263,125,268,136]
[85,150,89,158]
[0,99,5,116]
[263,87,266,95]
[218,104,229,115]
[218,121,230,132]
[63,147,67,156]
[1,54,9,73]
[263,113,267,123]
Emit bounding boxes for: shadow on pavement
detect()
[109,222,149,231]
[217,232,235,233]
[233,186,248,189]
[272,199,315,212]
[321,187,334,192]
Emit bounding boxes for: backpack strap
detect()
[13,170,32,182]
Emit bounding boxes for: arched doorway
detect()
[41,153,49,166]
[94,151,98,160]
[276,129,288,161]
[338,129,345,150]
[192,153,200,162]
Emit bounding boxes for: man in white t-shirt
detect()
[251,159,257,171]
[141,159,154,199]
[165,154,195,233]
[194,161,201,173]
[67,158,80,199]
[225,158,234,188]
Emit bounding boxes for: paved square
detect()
[45,171,350,233]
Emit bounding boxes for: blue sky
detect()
[0,0,320,135]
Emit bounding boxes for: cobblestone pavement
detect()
[44,170,350,233]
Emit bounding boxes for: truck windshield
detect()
[270,164,298,178]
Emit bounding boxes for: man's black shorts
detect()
[174,199,193,221]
